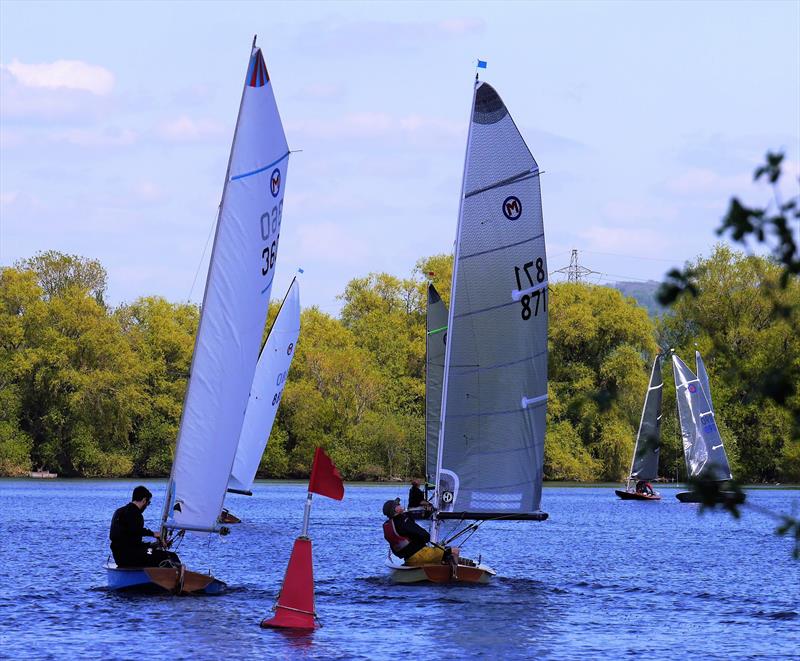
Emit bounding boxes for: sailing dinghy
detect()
[224,277,301,515]
[672,352,744,504]
[615,354,663,500]
[389,77,549,584]
[106,38,291,594]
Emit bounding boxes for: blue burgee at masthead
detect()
[477,60,488,69]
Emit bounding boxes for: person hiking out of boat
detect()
[382,498,459,567]
[110,486,180,568]
[407,478,433,518]
[635,480,655,496]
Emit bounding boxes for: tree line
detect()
[1,246,798,482]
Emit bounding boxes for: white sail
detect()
[228,278,300,494]
[434,80,548,526]
[672,353,732,481]
[163,44,290,532]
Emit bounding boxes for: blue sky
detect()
[1,0,798,313]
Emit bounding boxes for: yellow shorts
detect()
[405,547,444,566]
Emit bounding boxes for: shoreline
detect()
[2,477,798,490]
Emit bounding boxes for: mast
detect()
[432,79,479,544]
[161,39,254,536]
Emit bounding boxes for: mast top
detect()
[252,34,258,48]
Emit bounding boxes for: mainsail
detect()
[434,81,548,523]
[672,353,732,482]
[628,354,663,482]
[695,350,714,414]
[163,43,290,533]
[228,277,301,495]
[425,284,447,483]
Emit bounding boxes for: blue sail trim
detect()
[230,151,290,182]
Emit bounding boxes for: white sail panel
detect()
[695,350,714,414]
[672,354,732,482]
[435,82,547,519]
[166,47,290,531]
[228,278,300,493]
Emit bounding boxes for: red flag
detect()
[307,447,344,500]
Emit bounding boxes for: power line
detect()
[580,249,683,264]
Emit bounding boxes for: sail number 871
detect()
[514,257,546,320]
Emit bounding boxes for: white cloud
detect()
[293,83,346,101]
[663,167,750,197]
[156,116,225,142]
[296,220,370,262]
[0,191,19,206]
[579,226,670,253]
[51,127,137,147]
[438,18,485,35]
[132,181,166,203]
[2,58,114,95]
[287,111,463,144]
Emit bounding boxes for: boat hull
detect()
[615,489,661,501]
[676,490,746,504]
[386,559,495,584]
[105,564,226,595]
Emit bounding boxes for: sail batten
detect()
[162,45,290,533]
[434,81,547,527]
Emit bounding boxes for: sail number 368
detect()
[260,201,283,277]
[514,257,546,320]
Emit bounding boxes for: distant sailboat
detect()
[226,277,301,502]
[672,352,743,503]
[615,354,663,500]
[389,78,548,584]
[106,38,291,594]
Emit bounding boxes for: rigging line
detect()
[580,249,683,263]
[188,210,218,302]
[596,272,656,283]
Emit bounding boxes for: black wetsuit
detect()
[408,485,425,508]
[392,512,430,559]
[109,502,177,567]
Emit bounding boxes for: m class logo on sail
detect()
[270,168,281,197]
[503,196,522,220]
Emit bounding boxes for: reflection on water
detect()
[1,480,798,659]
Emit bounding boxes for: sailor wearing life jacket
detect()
[382,498,459,566]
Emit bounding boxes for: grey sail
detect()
[672,354,732,481]
[695,350,714,414]
[425,284,448,483]
[629,354,663,481]
[435,81,548,521]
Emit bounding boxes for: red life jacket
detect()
[382,518,410,554]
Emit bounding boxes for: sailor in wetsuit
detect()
[382,498,459,566]
[407,479,433,518]
[109,486,180,568]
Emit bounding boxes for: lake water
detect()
[1,480,798,659]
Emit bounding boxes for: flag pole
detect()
[301,492,313,538]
